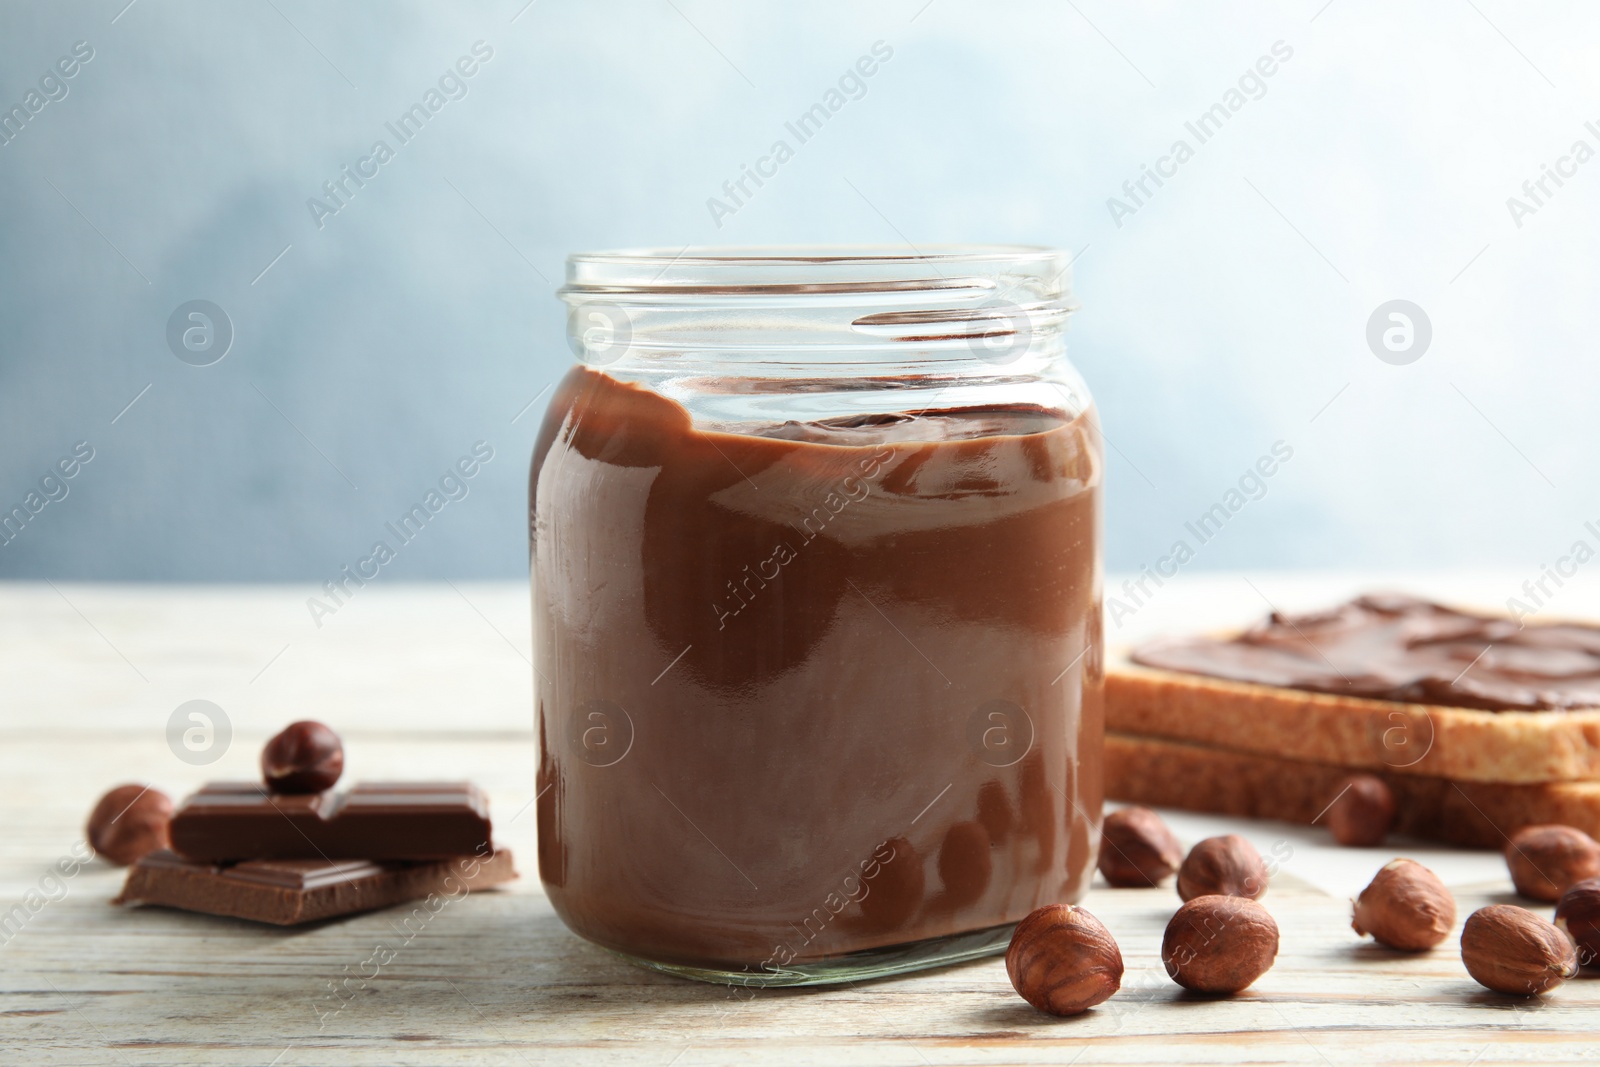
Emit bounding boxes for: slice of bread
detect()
[1108,648,1600,784]
[1106,731,1600,849]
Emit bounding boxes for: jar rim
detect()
[561,244,1071,298]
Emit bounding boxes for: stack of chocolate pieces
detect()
[92,721,515,924]
[1106,594,1600,848]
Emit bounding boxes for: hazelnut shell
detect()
[86,784,174,866]
[1324,774,1397,848]
[1504,824,1600,903]
[1098,807,1184,888]
[1162,894,1279,994]
[1177,834,1269,902]
[1554,877,1600,969]
[1006,904,1124,1016]
[1351,858,1456,951]
[261,720,345,794]
[1460,904,1578,996]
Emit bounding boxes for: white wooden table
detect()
[3,576,1598,1066]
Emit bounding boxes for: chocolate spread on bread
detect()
[1133,593,1600,712]
[531,367,1103,972]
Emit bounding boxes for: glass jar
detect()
[532,246,1103,986]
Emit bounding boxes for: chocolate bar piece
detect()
[115,847,516,925]
[168,782,492,862]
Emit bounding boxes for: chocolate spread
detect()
[1132,593,1600,711]
[531,367,1103,973]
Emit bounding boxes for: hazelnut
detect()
[1554,877,1600,968]
[1161,895,1279,994]
[1006,904,1123,1016]
[1177,834,1269,902]
[1504,824,1600,902]
[261,721,344,794]
[86,784,174,866]
[1351,858,1456,951]
[1460,904,1578,995]
[1323,774,1396,847]
[1098,806,1184,888]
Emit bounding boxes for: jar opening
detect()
[561,244,1073,299]
[558,244,1078,363]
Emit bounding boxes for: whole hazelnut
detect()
[261,721,344,794]
[1504,824,1600,902]
[1351,858,1456,951]
[1098,806,1185,888]
[1554,877,1600,968]
[1162,895,1279,994]
[1005,904,1124,1016]
[1323,774,1396,847]
[1177,835,1269,902]
[1460,904,1578,995]
[86,785,174,866]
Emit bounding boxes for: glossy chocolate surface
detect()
[532,368,1103,972]
[1133,593,1600,711]
[115,847,515,925]
[168,782,492,861]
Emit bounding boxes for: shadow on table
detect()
[1343,941,1435,963]
[404,904,862,1016]
[968,1000,1108,1032]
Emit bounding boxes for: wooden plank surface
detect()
[3,579,1599,1066]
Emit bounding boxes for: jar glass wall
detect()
[532,246,1103,985]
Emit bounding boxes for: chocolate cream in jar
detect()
[531,246,1103,985]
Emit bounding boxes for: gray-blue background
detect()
[2,0,1596,584]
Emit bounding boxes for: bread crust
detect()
[1108,648,1600,784]
[1105,731,1600,849]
